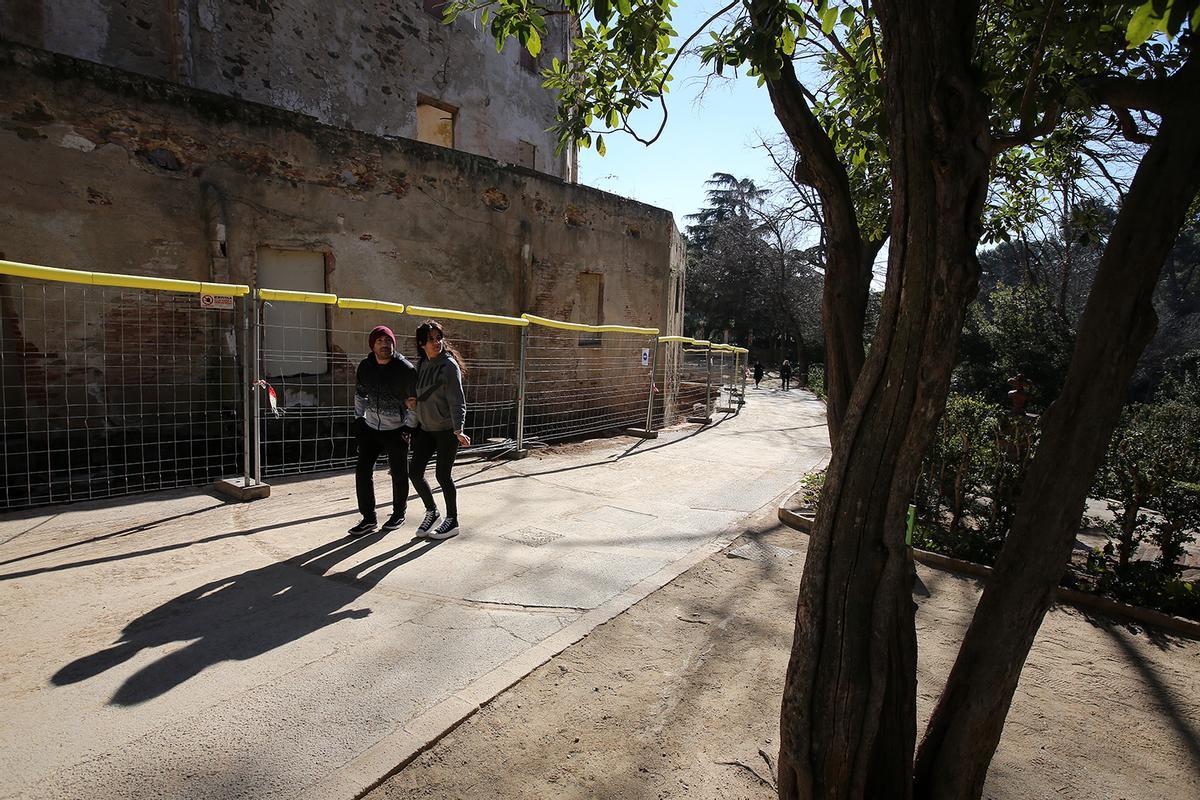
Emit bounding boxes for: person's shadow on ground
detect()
[52,531,443,705]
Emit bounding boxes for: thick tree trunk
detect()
[765,62,872,449]
[912,56,1200,800]
[776,2,989,796]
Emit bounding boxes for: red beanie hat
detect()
[368,325,396,347]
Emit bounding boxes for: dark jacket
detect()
[355,354,417,431]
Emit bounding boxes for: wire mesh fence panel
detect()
[674,347,711,419]
[257,305,521,477]
[524,328,655,444]
[713,351,736,410]
[419,317,521,455]
[0,280,244,510]
[257,301,398,477]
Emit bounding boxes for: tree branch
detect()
[1112,106,1155,145]
[990,102,1062,154]
[615,0,740,146]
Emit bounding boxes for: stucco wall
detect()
[0,0,577,178]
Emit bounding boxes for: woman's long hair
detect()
[415,319,468,377]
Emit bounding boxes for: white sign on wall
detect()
[641,348,650,367]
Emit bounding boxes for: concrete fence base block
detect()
[715,406,735,413]
[213,477,271,502]
[686,415,713,425]
[499,448,530,460]
[624,427,658,439]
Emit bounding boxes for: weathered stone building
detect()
[0,0,579,178]
[0,1,686,508]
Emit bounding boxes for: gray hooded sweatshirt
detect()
[415,351,466,432]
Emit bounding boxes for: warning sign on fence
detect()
[200,293,235,310]
[641,348,650,366]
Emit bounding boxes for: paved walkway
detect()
[0,387,829,800]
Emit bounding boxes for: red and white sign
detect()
[200,293,235,310]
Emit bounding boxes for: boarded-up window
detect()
[416,97,455,148]
[257,248,328,376]
[576,272,603,346]
[517,139,536,169]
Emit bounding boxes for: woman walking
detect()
[409,320,471,540]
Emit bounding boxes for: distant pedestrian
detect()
[409,320,471,540]
[781,359,792,391]
[349,325,417,537]
[753,361,764,389]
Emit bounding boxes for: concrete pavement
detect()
[0,387,829,800]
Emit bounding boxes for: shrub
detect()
[914,394,1037,564]
[807,364,826,400]
[1088,402,1200,619]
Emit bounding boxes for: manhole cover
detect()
[501,527,564,548]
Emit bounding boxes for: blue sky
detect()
[576,5,785,230]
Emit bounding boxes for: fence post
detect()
[241,294,254,485]
[704,347,713,415]
[628,336,659,439]
[508,324,529,458]
[252,292,264,484]
[213,291,270,501]
[737,351,746,407]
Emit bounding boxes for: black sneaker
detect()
[415,509,440,537]
[348,518,377,537]
[381,513,406,532]
[429,517,459,540]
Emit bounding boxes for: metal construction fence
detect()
[0,261,250,509]
[0,259,749,510]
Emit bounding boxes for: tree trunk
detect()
[776,2,990,796]
[765,62,872,450]
[913,55,1200,800]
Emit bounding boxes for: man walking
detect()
[348,325,417,537]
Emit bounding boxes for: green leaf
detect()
[526,28,542,57]
[597,134,607,156]
[608,109,620,128]
[821,6,838,34]
[782,27,796,56]
[617,0,633,15]
[840,7,856,28]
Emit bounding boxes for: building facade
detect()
[0,0,578,178]
[0,3,686,508]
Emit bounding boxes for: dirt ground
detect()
[368,504,1200,800]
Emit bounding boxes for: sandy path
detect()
[369,505,1200,800]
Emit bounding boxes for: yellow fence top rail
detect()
[338,297,406,315]
[522,313,658,336]
[657,335,694,344]
[259,288,338,304]
[0,259,250,297]
[406,304,528,327]
[733,346,749,354]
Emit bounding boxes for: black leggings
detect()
[409,429,460,519]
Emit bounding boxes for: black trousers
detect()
[355,423,410,521]
[409,428,459,519]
